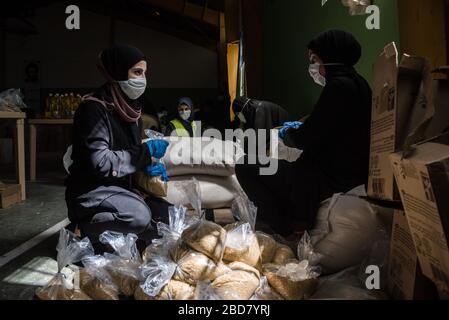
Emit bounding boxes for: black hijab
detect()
[308,29,362,67]
[100,44,146,81]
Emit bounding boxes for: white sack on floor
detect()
[157,137,243,177]
[309,185,380,275]
[165,175,244,209]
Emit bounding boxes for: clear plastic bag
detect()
[256,232,278,264]
[297,231,322,267]
[99,231,143,296]
[80,255,120,300]
[172,177,203,217]
[223,222,261,267]
[0,88,28,112]
[263,261,320,300]
[35,229,94,300]
[139,254,178,297]
[231,194,257,230]
[194,281,222,300]
[251,276,284,300]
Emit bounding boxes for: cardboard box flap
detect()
[397,141,449,164]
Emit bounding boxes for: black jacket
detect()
[284,67,372,191]
[65,86,151,198]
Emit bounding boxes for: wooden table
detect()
[0,111,26,201]
[28,118,74,182]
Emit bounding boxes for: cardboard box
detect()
[387,210,439,300]
[390,137,449,295]
[368,42,431,202]
[0,183,22,209]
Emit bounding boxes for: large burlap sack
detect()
[211,262,260,300]
[223,223,261,267]
[161,137,239,177]
[133,171,167,198]
[309,186,380,274]
[165,175,242,209]
[181,220,227,263]
[263,262,319,300]
[256,232,278,264]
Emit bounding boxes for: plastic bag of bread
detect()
[171,244,219,285]
[211,262,260,300]
[256,232,278,264]
[133,171,168,198]
[263,260,320,300]
[135,279,195,300]
[181,220,227,264]
[80,255,120,300]
[223,222,261,267]
[35,229,94,300]
[272,244,296,265]
[99,231,143,297]
[251,276,284,300]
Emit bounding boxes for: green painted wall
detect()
[263,0,400,118]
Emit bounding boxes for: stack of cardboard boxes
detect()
[368,42,449,299]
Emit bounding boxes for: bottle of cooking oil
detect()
[53,93,61,119]
[45,93,53,118]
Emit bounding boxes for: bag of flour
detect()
[80,255,120,300]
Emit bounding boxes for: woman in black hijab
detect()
[236,29,372,236]
[65,44,170,247]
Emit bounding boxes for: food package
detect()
[181,220,227,264]
[256,232,278,264]
[251,276,284,300]
[99,231,143,297]
[263,261,320,300]
[80,255,120,300]
[272,244,296,265]
[231,195,258,230]
[211,262,260,300]
[35,229,94,300]
[223,222,261,267]
[133,171,167,198]
[135,280,195,301]
[171,244,219,285]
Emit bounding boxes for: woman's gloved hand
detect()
[279,121,303,139]
[145,140,169,159]
[146,162,169,182]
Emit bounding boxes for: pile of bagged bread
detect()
[35,200,320,301]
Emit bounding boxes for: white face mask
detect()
[179,110,191,121]
[118,77,147,100]
[309,63,326,87]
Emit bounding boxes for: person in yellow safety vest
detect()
[165,97,198,137]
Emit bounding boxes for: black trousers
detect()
[235,159,335,236]
[66,185,170,244]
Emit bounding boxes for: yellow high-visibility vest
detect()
[170,119,197,137]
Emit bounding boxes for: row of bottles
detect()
[45,93,83,119]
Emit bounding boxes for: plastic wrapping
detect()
[263,261,320,300]
[256,232,278,264]
[0,88,27,112]
[297,231,322,266]
[172,178,203,217]
[223,222,261,267]
[181,220,227,264]
[231,194,257,230]
[80,255,120,300]
[211,262,261,300]
[35,229,94,300]
[272,244,296,265]
[194,281,222,300]
[99,231,142,296]
[251,276,284,300]
[139,254,177,297]
[133,130,168,197]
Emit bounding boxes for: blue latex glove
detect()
[145,140,169,159]
[279,121,303,139]
[146,162,169,182]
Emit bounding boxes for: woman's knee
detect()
[127,201,152,234]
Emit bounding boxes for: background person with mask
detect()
[165,97,198,137]
[236,29,372,237]
[65,44,170,249]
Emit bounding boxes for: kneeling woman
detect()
[65,44,169,244]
